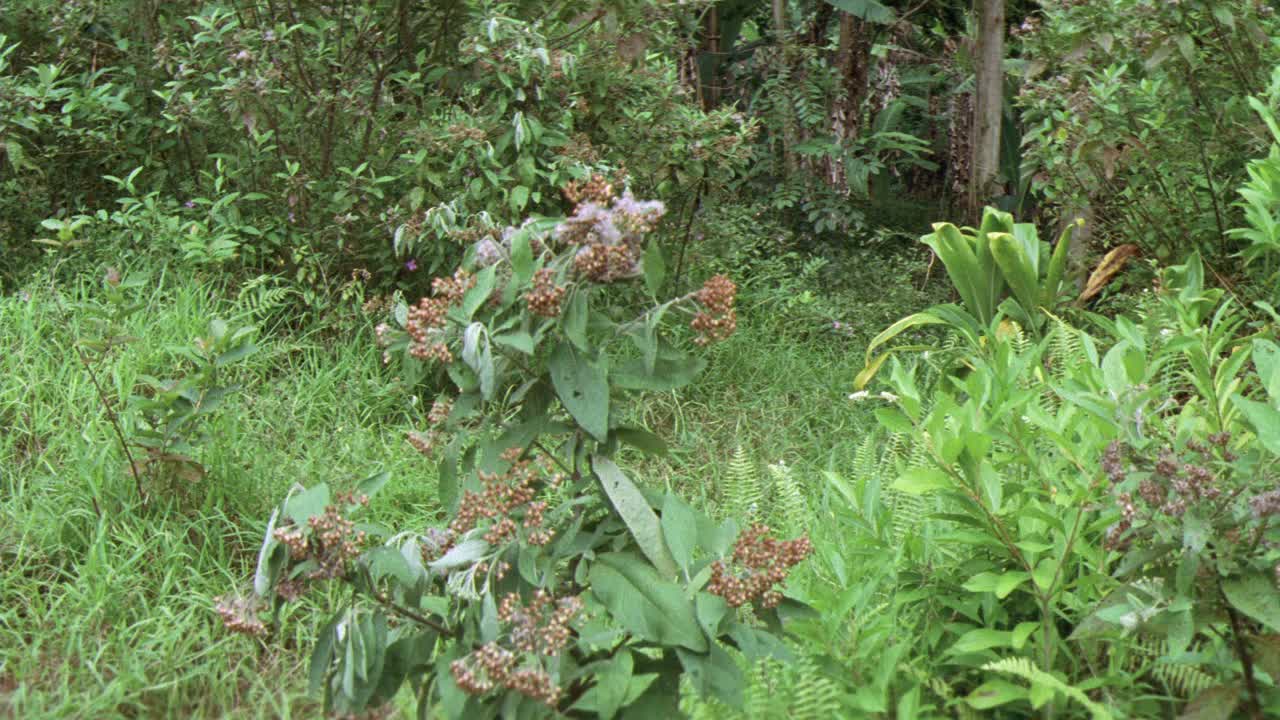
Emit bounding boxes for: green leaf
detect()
[922,221,1001,325]
[1182,509,1210,553]
[1249,634,1280,683]
[510,227,534,286]
[1233,395,1280,456]
[1253,339,1280,399]
[989,230,1041,318]
[215,341,259,367]
[253,507,285,596]
[594,456,678,578]
[572,651,641,720]
[1178,684,1240,720]
[562,288,590,350]
[510,185,530,212]
[614,427,668,456]
[356,471,390,500]
[613,354,706,391]
[460,265,497,320]
[493,330,535,354]
[589,552,708,652]
[1223,574,1280,631]
[677,644,744,709]
[643,241,666,297]
[893,467,951,495]
[858,311,948,388]
[964,571,1030,599]
[1042,220,1079,307]
[284,483,330,525]
[661,493,699,575]
[965,680,1028,710]
[821,0,895,24]
[949,628,1013,655]
[549,342,609,441]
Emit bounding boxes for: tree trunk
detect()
[772,0,787,40]
[969,0,1005,215]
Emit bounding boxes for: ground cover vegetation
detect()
[3,0,1280,718]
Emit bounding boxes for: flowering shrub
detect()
[225,185,811,717]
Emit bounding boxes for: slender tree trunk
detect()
[969,0,1005,215]
[772,0,788,40]
[701,7,721,109]
[831,13,870,189]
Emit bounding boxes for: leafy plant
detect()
[75,268,259,499]
[224,185,814,717]
[856,206,1079,387]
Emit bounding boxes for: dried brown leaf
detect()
[1079,244,1140,304]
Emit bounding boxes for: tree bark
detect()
[772,0,788,40]
[969,0,1005,215]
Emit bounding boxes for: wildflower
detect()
[184,199,196,209]
[848,390,870,402]
[690,275,738,345]
[216,594,267,637]
[707,524,811,608]
[525,269,566,317]
[405,258,418,272]
[878,391,899,402]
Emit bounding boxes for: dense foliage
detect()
[4,1,1280,719]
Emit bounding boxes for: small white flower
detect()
[878,391,900,402]
[848,390,870,401]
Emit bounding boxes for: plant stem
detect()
[77,346,146,503]
[1221,581,1264,719]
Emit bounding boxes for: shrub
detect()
[223,186,813,717]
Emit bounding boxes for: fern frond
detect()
[724,445,763,523]
[982,657,1114,720]
[766,461,807,534]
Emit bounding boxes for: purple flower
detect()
[405,259,418,272]
[184,200,196,209]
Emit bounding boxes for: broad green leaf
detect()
[1223,573,1280,631]
[1041,220,1077,307]
[858,311,948,388]
[661,493,698,575]
[595,456,678,578]
[459,265,497,320]
[964,571,1030,599]
[1181,509,1210,553]
[1232,395,1280,456]
[510,185,530,212]
[677,644,744,709]
[989,230,1041,318]
[356,471,390,499]
[1254,339,1280,399]
[643,241,666,297]
[965,679,1028,710]
[612,354,706,391]
[549,342,609,441]
[821,0,895,25]
[284,483,330,525]
[215,341,259,367]
[1249,634,1280,682]
[893,467,951,495]
[493,330,535,354]
[562,288,590,350]
[614,427,668,456]
[254,507,285,596]
[589,552,707,651]
[1178,684,1241,720]
[923,222,999,325]
[949,628,1013,655]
